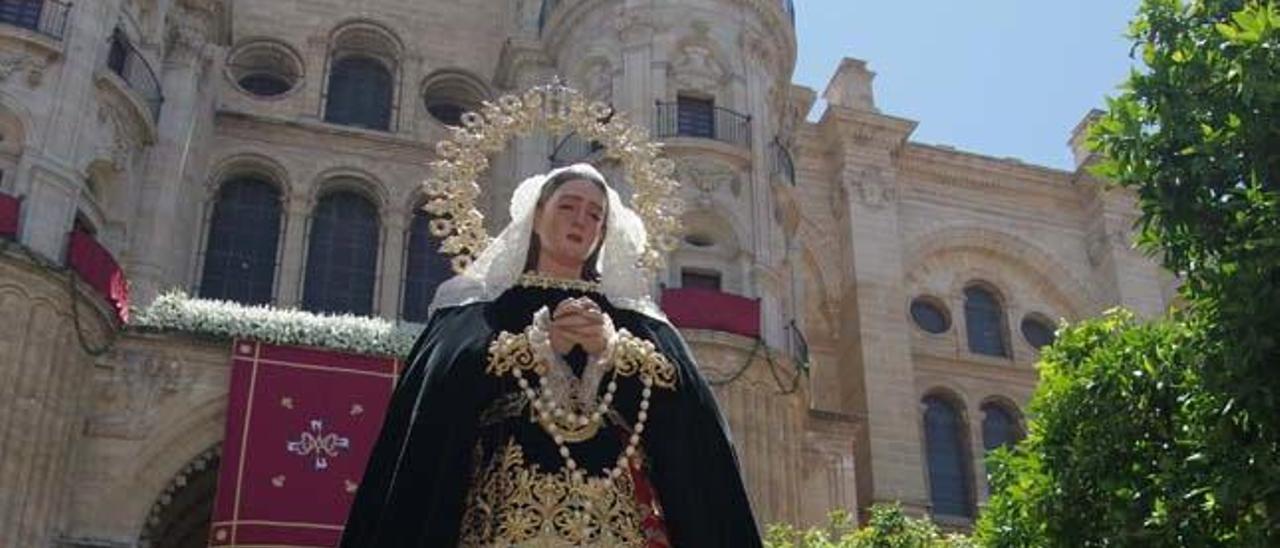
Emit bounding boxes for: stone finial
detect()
[1069,108,1105,170]
[823,57,877,112]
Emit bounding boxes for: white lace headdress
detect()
[428,163,667,322]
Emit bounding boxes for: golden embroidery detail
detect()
[485,327,677,389]
[516,273,603,294]
[487,329,547,377]
[611,332,677,389]
[459,439,648,547]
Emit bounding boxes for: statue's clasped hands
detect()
[549,297,615,356]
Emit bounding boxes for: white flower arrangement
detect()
[131,291,423,357]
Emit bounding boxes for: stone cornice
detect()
[817,105,918,153]
[214,109,434,161]
[897,143,1082,200]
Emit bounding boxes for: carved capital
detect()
[88,348,195,440]
[846,166,895,209]
[0,51,47,86]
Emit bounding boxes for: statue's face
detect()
[534,178,607,271]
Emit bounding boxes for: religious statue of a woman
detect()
[340,163,761,547]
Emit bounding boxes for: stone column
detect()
[18,165,78,261]
[617,8,656,130]
[275,197,310,308]
[129,10,216,306]
[379,215,408,320]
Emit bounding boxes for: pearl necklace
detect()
[512,366,654,480]
[518,306,654,480]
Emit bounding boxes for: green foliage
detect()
[765,504,972,548]
[979,0,1280,545]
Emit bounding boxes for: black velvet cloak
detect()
[339,283,762,547]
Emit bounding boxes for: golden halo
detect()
[422,82,684,274]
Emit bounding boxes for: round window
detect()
[910,297,950,334]
[238,73,292,96]
[226,41,303,98]
[1021,315,1056,349]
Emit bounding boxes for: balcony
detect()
[0,0,70,40]
[0,191,19,238]
[67,229,130,324]
[661,287,760,339]
[654,100,752,149]
[106,30,163,121]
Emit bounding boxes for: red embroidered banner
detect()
[210,340,401,547]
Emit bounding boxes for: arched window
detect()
[421,71,487,127]
[302,190,379,316]
[401,207,452,322]
[964,285,1008,357]
[198,178,282,305]
[324,56,393,130]
[982,402,1022,453]
[923,395,973,518]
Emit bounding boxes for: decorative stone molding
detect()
[676,156,741,206]
[846,166,895,209]
[88,348,196,440]
[0,51,47,86]
[138,444,222,548]
[665,41,727,95]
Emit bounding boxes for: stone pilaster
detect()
[0,248,112,545]
[819,91,929,515]
[129,9,218,306]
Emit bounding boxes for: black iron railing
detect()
[0,0,70,40]
[654,100,752,149]
[787,319,810,374]
[106,30,163,121]
[770,137,796,186]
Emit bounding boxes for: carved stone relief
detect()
[0,51,47,87]
[676,157,741,207]
[847,166,894,209]
[88,348,196,440]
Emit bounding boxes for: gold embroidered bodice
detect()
[459,325,676,547]
[459,440,653,547]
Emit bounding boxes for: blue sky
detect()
[791,1,1140,170]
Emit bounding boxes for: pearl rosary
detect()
[512,364,655,481]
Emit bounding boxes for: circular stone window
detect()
[1021,315,1057,350]
[910,297,950,334]
[227,41,303,98]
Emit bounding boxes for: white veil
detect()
[427,163,668,322]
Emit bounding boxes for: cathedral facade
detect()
[0,0,1172,546]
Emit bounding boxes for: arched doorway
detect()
[138,445,220,548]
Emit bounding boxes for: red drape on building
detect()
[65,230,129,323]
[660,287,761,339]
[0,192,19,238]
[209,340,401,547]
